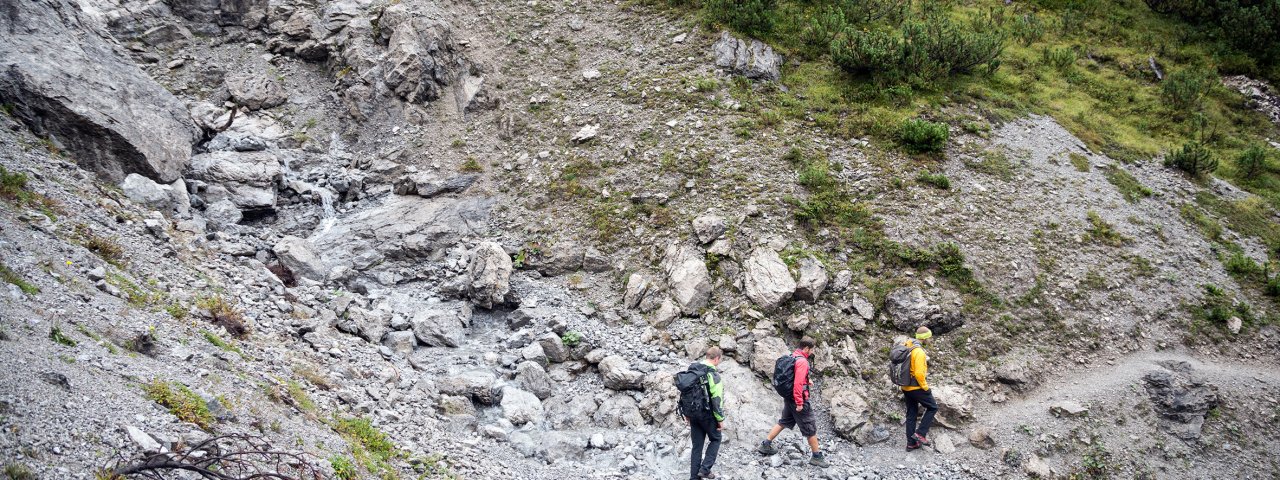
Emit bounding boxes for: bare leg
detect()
[807,436,820,453]
[765,424,785,441]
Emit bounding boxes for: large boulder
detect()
[411,303,472,348]
[225,73,288,111]
[516,361,553,400]
[438,369,502,405]
[749,336,790,378]
[1143,367,1220,441]
[0,0,199,183]
[598,355,644,391]
[793,257,828,303]
[189,151,281,210]
[623,272,662,312]
[307,196,492,273]
[500,387,544,426]
[692,215,727,244]
[393,173,478,198]
[594,394,645,428]
[718,359,783,442]
[526,241,585,276]
[712,31,783,81]
[827,383,871,440]
[168,0,267,28]
[120,174,190,217]
[882,286,964,333]
[378,5,464,104]
[932,385,974,425]
[661,243,712,315]
[466,242,512,309]
[742,248,796,311]
[274,236,327,283]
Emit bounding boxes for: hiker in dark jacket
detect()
[684,346,726,480]
[757,336,828,468]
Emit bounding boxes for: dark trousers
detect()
[689,416,721,479]
[903,389,938,442]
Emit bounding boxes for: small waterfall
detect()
[317,188,337,233]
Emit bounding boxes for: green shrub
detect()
[331,416,395,462]
[3,464,35,480]
[705,0,776,37]
[899,119,949,153]
[1266,275,1280,297]
[143,380,214,429]
[1224,251,1263,277]
[916,171,951,190]
[1012,12,1046,45]
[201,330,242,355]
[1041,46,1076,71]
[1164,141,1217,177]
[1234,144,1269,178]
[801,6,847,57]
[1161,67,1215,112]
[1145,0,1280,65]
[831,16,1005,85]
[330,456,357,480]
[561,330,583,347]
[49,326,77,347]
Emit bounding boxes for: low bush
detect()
[49,326,77,347]
[899,119,949,153]
[704,0,776,37]
[1161,67,1215,112]
[1164,141,1217,177]
[196,296,248,338]
[916,171,951,190]
[1234,144,1269,178]
[830,16,1005,85]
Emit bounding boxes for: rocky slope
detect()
[1,0,1278,479]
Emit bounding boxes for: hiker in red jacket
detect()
[756,336,828,467]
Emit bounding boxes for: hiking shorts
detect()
[778,399,817,437]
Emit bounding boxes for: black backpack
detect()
[674,363,712,420]
[888,341,920,387]
[772,354,798,398]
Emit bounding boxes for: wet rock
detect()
[411,303,472,348]
[0,0,199,183]
[692,215,727,244]
[792,257,828,303]
[742,248,795,311]
[711,31,782,81]
[516,361,553,400]
[500,387,543,426]
[598,355,643,391]
[225,73,287,111]
[661,243,712,315]
[466,242,512,309]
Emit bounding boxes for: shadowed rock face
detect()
[0,0,198,183]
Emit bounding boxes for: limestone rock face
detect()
[742,248,796,311]
[0,0,199,183]
[712,31,783,81]
[661,243,712,315]
[189,151,282,211]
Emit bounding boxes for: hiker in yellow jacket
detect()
[902,326,938,450]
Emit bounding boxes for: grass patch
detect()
[0,165,62,221]
[1104,166,1154,202]
[459,158,483,173]
[201,330,242,355]
[196,295,248,338]
[76,324,120,355]
[73,224,125,267]
[1068,152,1090,172]
[330,456,357,480]
[2,464,35,480]
[1180,203,1223,242]
[1084,210,1128,246]
[0,263,38,295]
[330,416,398,477]
[49,326,77,347]
[916,171,951,190]
[105,271,164,308]
[966,149,1016,180]
[143,379,214,430]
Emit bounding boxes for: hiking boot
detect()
[698,470,717,479]
[913,433,932,446]
[906,440,922,451]
[757,440,778,456]
[809,452,829,468]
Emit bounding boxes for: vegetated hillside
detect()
[1,0,1280,479]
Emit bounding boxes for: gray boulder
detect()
[623,272,661,312]
[598,355,643,391]
[225,73,288,111]
[204,199,243,231]
[0,0,199,183]
[382,331,415,356]
[439,369,502,405]
[121,174,189,217]
[742,248,795,311]
[379,5,463,104]
[273,236,327,283]
[594,394,644,428]
[883,286,964,333]
[168,0,266,28]
[712,31,783,81]
[793,256,828,303]
[827,384,871,440]
[1143,368,1220,440]
[749,336,790,378]
[527,241,584,276]
[500,387,543,426]
[692,215,727,244]
[189,151,281,210]
[516,361,553,400]
[933,385,974,425]
[411,303,472,348]
[466,242,512,309]
[661,243,712,315]
[393,173,478,198]
[536,332,569,363]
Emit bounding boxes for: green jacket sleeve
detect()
[707,371,725,422]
